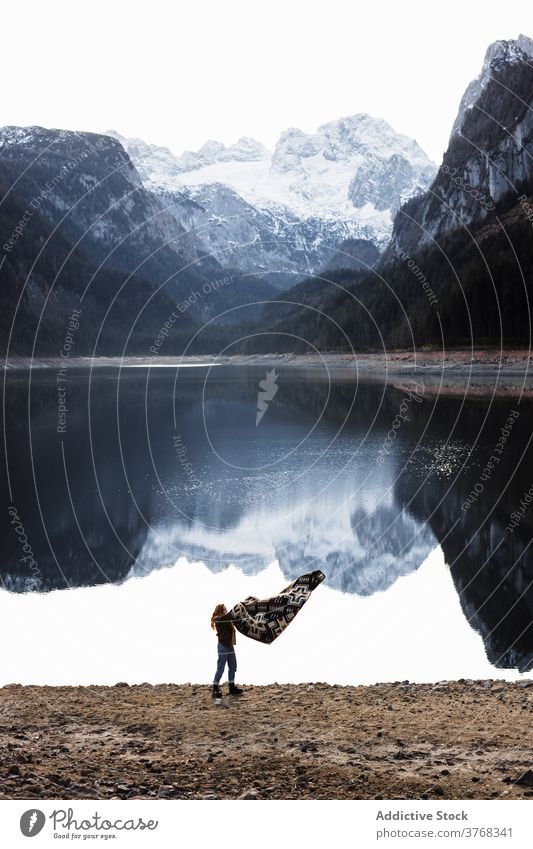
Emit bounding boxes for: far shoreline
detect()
[3,350,533,395]
[2,348,533,373]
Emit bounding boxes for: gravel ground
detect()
[1,681,533,800]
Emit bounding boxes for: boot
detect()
[229,682,243,696]
[212,684,222,699]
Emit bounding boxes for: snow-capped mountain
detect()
[115,134,270,182]
[112,116,434,223]
[109,116,435,286]
[269,115,435,218]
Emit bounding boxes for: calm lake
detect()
[1,364,532,685]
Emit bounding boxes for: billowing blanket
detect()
[229,570,325,644]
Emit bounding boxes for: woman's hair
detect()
[210,603,226,630]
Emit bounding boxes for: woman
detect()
[211,603,243,699]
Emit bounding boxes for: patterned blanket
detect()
[229,570,325,644]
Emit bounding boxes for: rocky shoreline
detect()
[1,681,533,800]
[2,350,533,375]
[4,350,533,398]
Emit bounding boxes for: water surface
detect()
[1,365,532,683]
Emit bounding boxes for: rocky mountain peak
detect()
[268,114,435,216]
[452,34,533,135]
[271,128,323,171]
[271,113,432,173]
[386,32,533,260]
[197,139,226,159]
[173,136,270,169]
[223,136,270,161]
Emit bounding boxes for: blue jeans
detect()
[213,641,237,684]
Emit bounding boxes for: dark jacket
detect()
[215,613,236,648]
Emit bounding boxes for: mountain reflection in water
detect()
[1,366,532,672]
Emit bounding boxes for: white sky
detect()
[2,0,532,163]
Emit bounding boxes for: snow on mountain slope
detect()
[157,181,386,288]
[169,157,393,239]
[107,133,270,186]
[111,116,435,244]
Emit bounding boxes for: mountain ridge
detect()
[109,114,435,287]
[385,33,533,260]
[111,113,435,231]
